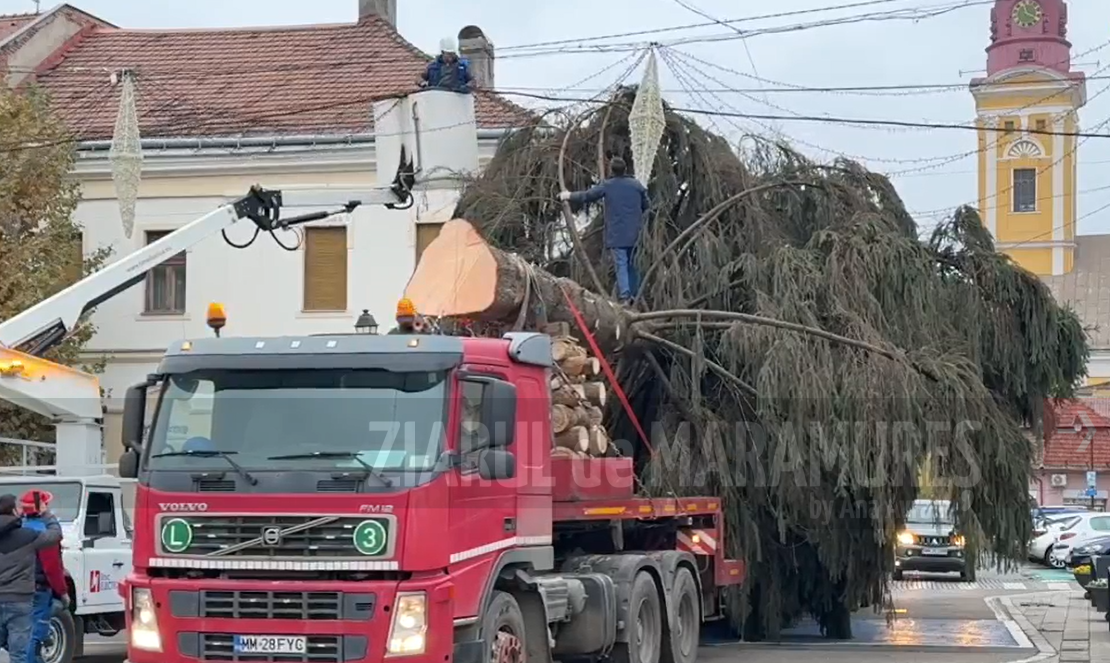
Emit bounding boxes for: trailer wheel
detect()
[40,609,77,663]
[482,591,526,663]
[612,572,662,663]
[661,567,698,663]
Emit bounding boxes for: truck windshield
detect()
[145,368,448,472]
[0,482,82,522]
[906,502,954,525]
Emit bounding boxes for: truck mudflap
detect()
[453,639,488,663]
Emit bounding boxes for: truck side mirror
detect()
[483,380,517,448]
[121,381,150,452]
[478,449,515,481]
[118,448,139,479]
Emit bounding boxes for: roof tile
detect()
[33,17,534,139]
[1043,398,1110,469]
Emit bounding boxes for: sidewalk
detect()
[1004,590,1110,662]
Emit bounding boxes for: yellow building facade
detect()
[970,1,1110,389]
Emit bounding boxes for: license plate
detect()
[922,547,947,556]
[233,636,307,654]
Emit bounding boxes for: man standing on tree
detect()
[558,157,649,305]
[0,493,62,663]
[20,491,68,663]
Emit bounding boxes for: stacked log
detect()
[546,322,609,458]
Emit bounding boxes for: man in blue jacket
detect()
[558,157,650,304]
[0,494,62,663]
[420,38,472,93]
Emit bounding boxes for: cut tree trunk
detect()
[581,381,607,407]
[403,219,632,352]
[586,425,609,456]
[555,426,589,453]
[552,404,588,433]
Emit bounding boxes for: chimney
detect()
[458,25,494,89]
[359,0,396,25]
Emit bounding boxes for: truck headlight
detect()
[897,531,915,546]
[952,535,966,548]
[386,592,427,656]
[130,588,162,652]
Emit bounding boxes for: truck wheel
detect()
[482,591,526,663]
[41,609,77,663]
[612,572,662,663]
[661,567,698,663]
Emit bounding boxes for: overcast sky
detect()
[4,0,1110,236]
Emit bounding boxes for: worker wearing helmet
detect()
[389,298,423,334]
[19,491,68,663]
[419,37,473,93]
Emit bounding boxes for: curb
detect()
[984,589,1073,663]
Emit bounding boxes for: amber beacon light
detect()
[206,302,227,337]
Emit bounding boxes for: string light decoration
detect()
[109,69,142,240]
[628,49,665,187]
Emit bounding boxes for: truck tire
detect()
[611,572,662,663]
[482,591,526,663]
[41,609,77,663]
[660,567,698,663]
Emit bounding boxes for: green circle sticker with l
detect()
[352,520,388,556]
[161,518,193,553]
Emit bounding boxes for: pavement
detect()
[0,564,1102,663]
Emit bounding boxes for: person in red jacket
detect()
[19,491,68,663]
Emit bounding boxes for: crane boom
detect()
[0,160,415,424]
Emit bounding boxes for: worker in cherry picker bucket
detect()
[558,156,649,305]
[19,491,68,663]
[420,37,473,93]
[389,298,428,334]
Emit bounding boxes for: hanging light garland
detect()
[109,69,142,240]
[628,49,665,187]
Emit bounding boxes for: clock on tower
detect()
[1012,0,1043,28]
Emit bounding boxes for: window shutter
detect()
[415,223,444,265]
[304,227,348,311]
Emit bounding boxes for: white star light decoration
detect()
[109,70,142,240]
[628,50,665,187]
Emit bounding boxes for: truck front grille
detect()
[917,535,952,547]
[159,515,387,558]
[202,591,343,620]
[195,634,356,662]
[170,590,375,621]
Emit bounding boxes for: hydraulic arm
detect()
[0,151,415,424]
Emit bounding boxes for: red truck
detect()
[117,323,745,663]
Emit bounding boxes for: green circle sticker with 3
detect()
[161,518,193,553]
[352,520,388,556]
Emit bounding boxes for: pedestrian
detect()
[420,37,473,93]
[20,491,68,663]
[558,157,650,304]
[0,493,61,663]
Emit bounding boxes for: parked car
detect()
[1065,534,1110,572]
[1049,512,1110,568]
[1030,514,1084,566]
[894,499,972,581]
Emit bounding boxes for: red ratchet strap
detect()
[558,285,654,456]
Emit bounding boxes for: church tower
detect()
[970,0,1085,276]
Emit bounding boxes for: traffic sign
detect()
[1088,471,1098,488]
[1086,487,1099,498]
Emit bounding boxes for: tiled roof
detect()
[1041,234,1110,349]
[0,12,36,41]
[1042,398,1110,469]
[32,17,534,140]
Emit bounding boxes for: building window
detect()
[1036,119,1047,132]
[1019,49,1035,62]
[303,226,348,311]
[1004,121,1015,133]
[415,223,444,265]
[1013,168,1037,212]
[144,230,186,315]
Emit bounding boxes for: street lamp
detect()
[355,309,378,334]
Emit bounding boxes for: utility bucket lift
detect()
[0,89,481,475]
